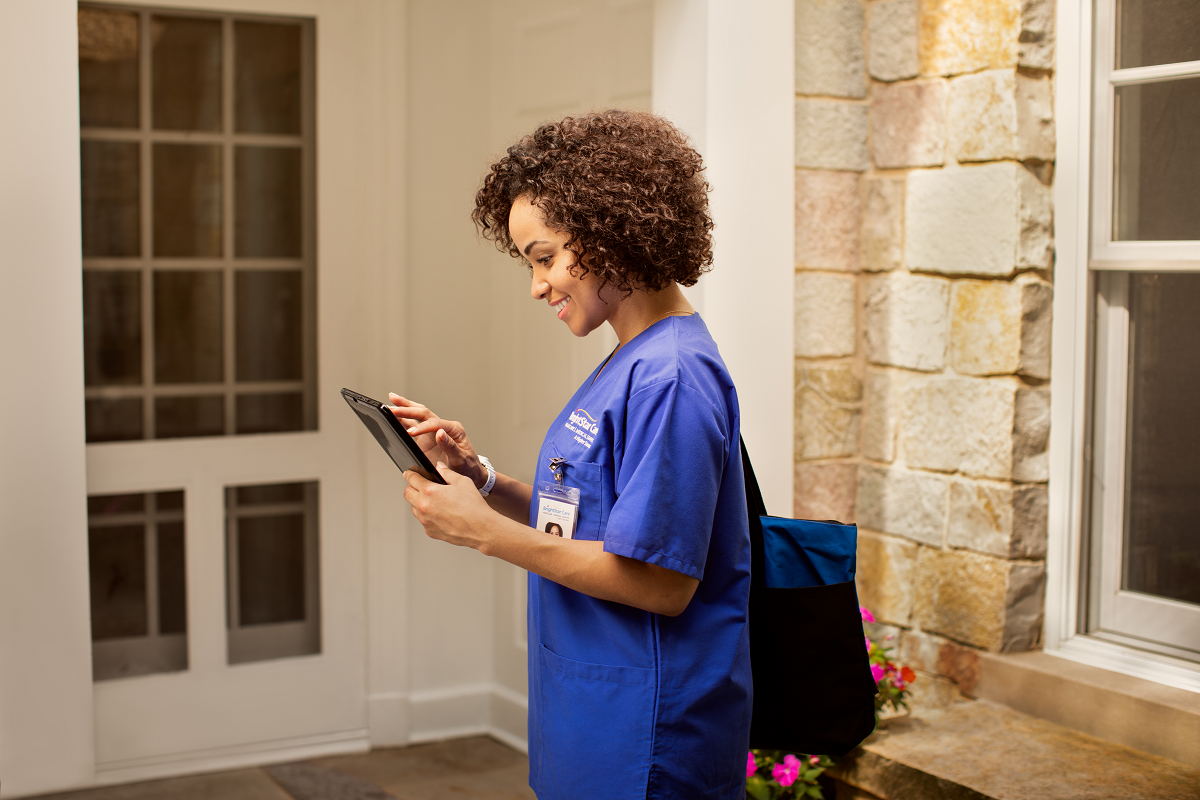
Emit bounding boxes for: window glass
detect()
[226,481,320,663]
[151,16,222,131]
[1123,273,1200,605]
[1117,0,1200,69]
[1114,78,1200,241]
[235,147,303,257]
[81,141,140,257]
[83,270,142,386]
[153,144,223,257]
[78,7,139,129]
[235,22,302,135]
[88,490,188,680]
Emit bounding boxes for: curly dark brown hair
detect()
[472,109,713,292]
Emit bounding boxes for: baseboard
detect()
[94,728,370,786]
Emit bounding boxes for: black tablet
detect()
[341,388,447,484]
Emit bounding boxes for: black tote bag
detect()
[742,440,879,756]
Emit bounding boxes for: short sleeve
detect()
[603,380,729,580]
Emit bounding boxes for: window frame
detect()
[79,2,318,442]
[1047,0,1200,693]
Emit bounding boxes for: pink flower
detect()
[860,606,875,623]
[870,663,885,683]
[809,755,820,765]
[865,635,873,651]
[746,751,757,778]
[772,754,801,787]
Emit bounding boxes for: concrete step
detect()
[829,699,1200,800]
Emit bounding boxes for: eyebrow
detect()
[523,239,549,256]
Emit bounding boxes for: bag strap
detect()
[740,436,768,587]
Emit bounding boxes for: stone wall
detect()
[793,0,1055,709]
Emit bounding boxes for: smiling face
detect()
[508,195,618,338]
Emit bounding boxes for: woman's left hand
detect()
[403,462,494,549]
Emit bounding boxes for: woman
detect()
[393,109,751,799]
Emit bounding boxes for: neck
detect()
[606,283,696,346]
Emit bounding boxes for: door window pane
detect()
[1117,0,1200,69]
[227,481,320,663]
[86,398,144,443]
[236,270,303,380]
[82,141,141,258]
[235,22,302,135]
[1123,273,1200,606]
[1114,78,1200,242]
[237,393,304,434]
[83,271,142,386]
[151,16,221,131]
[89,490,188,680]
[235,147,302,258]
[89,523,148,639]
[156,396,225,439]
[78,7,139,129]
[154,270,223,383]
[153,144,223,257]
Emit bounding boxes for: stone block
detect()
[900,378,1017,479]
[796,0,866,98]
[855,530,918,625]
[863,367,904,463]
[795,98,870,171]
[795,362,862,460]
[795,169,861,270]
[948,478,1013,557]
[871,80,947,168]
[949,69,1018,161]
[1002,562,1045,651]
[1019,0,1055,70]
[1016,72,1055,160]
[794,461,858,523]
[907,673,965,712]
[898,628,944,673]
[1017,164,1053,269]
[857,465,948,546]
[863,273,949,372]
[950,274,1052,377]
[936,639,982,696]
[913,546,1009,649]
[1018,273,1052,378]
[951,279,1021,376]
[795,271,857,357]
[868,0,919,82]
[919,0,1020,77]
[1012,386,1049,482]
[1011,483,1047,559]
[861,177,904,272]
[905,162,1017,277]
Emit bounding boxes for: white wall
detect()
[0,0,97,795]
[653,0,796,517]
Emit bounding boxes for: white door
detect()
[79,0,391,781]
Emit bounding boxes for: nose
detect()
[530,273,549,301]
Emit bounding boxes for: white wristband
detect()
[478,455,496,497]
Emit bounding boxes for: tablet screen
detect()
[341,389,445,483]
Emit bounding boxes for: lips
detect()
[552,297,569,319]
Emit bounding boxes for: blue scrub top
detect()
[527,314,752,800]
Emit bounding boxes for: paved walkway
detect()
[35,737,536,800]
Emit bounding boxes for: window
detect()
[226,481,321,664]
[88,490,188,680]
[79,5,316,442]
[1085,0,1200,664]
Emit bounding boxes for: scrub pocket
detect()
[536,644,656,799]
[549,447,612,542]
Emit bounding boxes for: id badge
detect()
[535,481,579,539]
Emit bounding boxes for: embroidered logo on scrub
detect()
[565,408,599,449]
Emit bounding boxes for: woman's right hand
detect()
[387,393,488,489]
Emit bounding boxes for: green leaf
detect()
[746,775,772,800]
[805,783,824,799]
[802,769,822,782]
